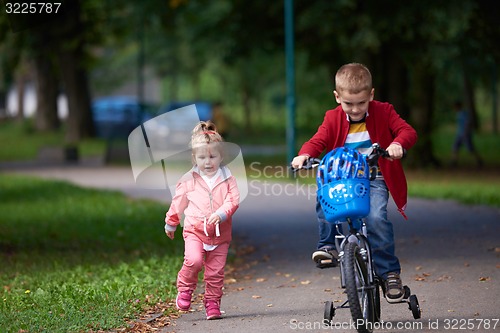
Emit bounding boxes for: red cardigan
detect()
[298,101,418,215]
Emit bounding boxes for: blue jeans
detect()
[316,179,400,280]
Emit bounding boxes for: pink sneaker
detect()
[176,290,193,311]
[205,300,222,320]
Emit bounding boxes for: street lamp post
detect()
[284,0,296,165]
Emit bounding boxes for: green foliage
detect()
[0,175,183,332]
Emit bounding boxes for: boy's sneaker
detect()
[176,290,193,311]
[205,300,222,320]
[384,272,404,303]
[312,248,338,268]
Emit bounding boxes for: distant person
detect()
[451,101,483,167]
[212,102,229,137]
[164,121,240,320]
[291,63,417,303]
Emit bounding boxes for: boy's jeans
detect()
[316,179,401,280]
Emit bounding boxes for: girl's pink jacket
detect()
[165,166,240,245]
[298,101,417,215]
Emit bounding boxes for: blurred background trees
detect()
[0,0,498,166]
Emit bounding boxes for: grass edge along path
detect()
[0,174,185,333]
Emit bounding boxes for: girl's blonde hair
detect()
[335,63,373,94]
[190,121,224,149]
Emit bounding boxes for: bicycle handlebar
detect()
[290,143,407,178]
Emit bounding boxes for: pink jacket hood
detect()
[165,165,240,245]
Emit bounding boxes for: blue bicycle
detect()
[294,144,421,333]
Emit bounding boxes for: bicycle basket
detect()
[316,147,371,223]
[317,178,370,222]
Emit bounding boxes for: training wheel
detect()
[408,295,421,319]
[324,301,335,325]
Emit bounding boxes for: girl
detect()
[164,121,240,320]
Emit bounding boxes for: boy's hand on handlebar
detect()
[291,155,309,169]
[386,143,404,160]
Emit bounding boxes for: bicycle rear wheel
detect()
[344,241,376,333]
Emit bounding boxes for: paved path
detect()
[3,163,499,333]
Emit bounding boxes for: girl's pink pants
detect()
[177,232,230,301]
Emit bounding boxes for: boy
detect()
[291,63,417,303]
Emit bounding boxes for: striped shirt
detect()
[345,115,383,178]
[344,117,372,155]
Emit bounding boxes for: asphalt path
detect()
[3,162,499,333]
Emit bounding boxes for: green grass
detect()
[0,120,106,161]
[0,175,183,333]
[407,169,500,206]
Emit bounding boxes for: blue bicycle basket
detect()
[316,147,370,223]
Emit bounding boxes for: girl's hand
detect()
[208,213,221,225]
[165,230,175,240]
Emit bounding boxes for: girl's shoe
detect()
[176,290,193,311]
[205,300,222,320]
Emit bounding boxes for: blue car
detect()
[158,101,212,121]
[92,96,156,139]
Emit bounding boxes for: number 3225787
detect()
[5,3,61,14]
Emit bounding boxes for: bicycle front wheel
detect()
[344,241,376,333]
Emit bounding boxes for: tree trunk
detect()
[34,55,60,131]
[16,73,25,121]
[463,73,479,131]
[242,83,251,133]
[0,89,6,118]
[54,0,94,143]
[408,63,440,168]
[58,49,94,143]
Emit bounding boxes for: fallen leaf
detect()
[252,295,262,299]
[236,287,245,291]
[436,275,451,282]
[479,276,490,282]
[324,288,332,292]
[256,278,267,283]
[415,266,423,271]
[267,304,273,307]
[301,280,311,285]
[225,278,237,284]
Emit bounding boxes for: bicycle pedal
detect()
[316,259,338,269]
[403,285,411,299]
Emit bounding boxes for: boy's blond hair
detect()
[335,63,373,94]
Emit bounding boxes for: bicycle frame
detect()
[291,143,420,331]
[335,218,376,289]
